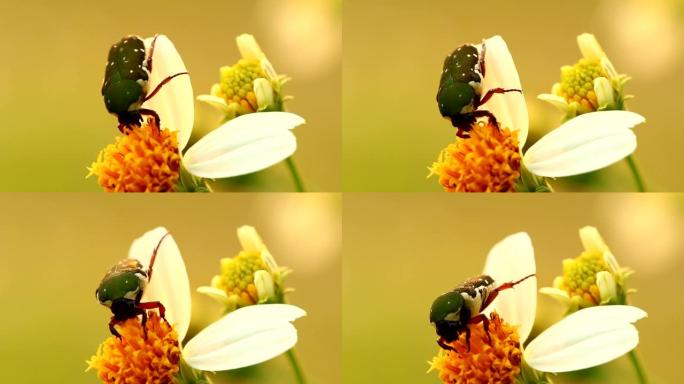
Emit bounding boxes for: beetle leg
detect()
[138,109,161,132]
[464,326,472,352]
[140,308,149,339]
[470,110,500,129]
[109,317,122,339]
[479,40,486,76]
[480,273,535,312]
[468,314,492,346]
[437,337,456,352]
[137,301,168,322]
[145,34,160,72]
[147,232,171,282]
[142,72,189,103]
[476,88,522,107]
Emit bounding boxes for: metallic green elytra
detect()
[430,274,533,351]
[102,36,150,128]
[429,290,466,325]
[96,259,148,308]
[96,232,170,338]
[437,44,482,119]
[436,42,522,138]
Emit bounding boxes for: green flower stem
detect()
[627,349,649,384]
[285,157,306,192]
[625,155,646,192]
[286,348,307,384]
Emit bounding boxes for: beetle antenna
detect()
[147,232,171,281]
[142,72,189,102]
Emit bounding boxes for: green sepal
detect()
[174,163,210,193]
[515,165,552,192]
[516,360,553,384]
[174,358,210,384]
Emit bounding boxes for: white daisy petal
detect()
[482,232,536,343]
[477,35,529,146]
[537,93,569,112]
[579,226,607,253]
[538,287,571,305]
[196,286,230,305]
[142,35,194,151]
[237,225,278,270]
[524,305,647,373]
[524,111,645,177]
[197,94,229,113]
[183,112,305,179]
[128,227,191,342]
[183,304,306,371]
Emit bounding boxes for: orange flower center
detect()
[88,120,181,192]
[429,312,522,384]
[87,313,181,384]
[429,122,521,192]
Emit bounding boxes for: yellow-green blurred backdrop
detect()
[343,193,684,383]
[0,193,341,383]
[0,0,341,191]
[343,0,684,191]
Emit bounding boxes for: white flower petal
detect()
[183,112,305,179]
[539,287,571,305]
[197,94,229,113]
[524,111,645,177]
[197,286,230,305]
[524,305,646,373]
[477,35,529,146]
[128,227,191,342]
[579,226,607,253]
[238,225,278,270]
[183,304,306,371]
[482,232,536,343]
[538,93,569,112]
[577,33,607,62]
[142,35,194,150]
[236,34,266,62]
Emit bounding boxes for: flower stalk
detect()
[628,350,649,384]
[625,155,646,192]
[286,349,307,384]
[285,157,306,192]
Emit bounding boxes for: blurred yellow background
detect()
[0,193,341,383]
[343,0,684,191]
[0,0,341,191]
[343,193,684,383]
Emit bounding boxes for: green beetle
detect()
[96,232,170,338]
[102,35,187,133]
[430,273,534,351]
[437,43,521,138]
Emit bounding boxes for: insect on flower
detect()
[102,35,188,132]
[437,42,522,138]
[430,273,534,351]
[95,232,170,338]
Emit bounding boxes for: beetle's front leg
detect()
[477,88,522,107]
[138,109,161,132]
[137,301,167,322]
[469,314,492,345]
[108,317,122,339]
[437,337,456,352]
